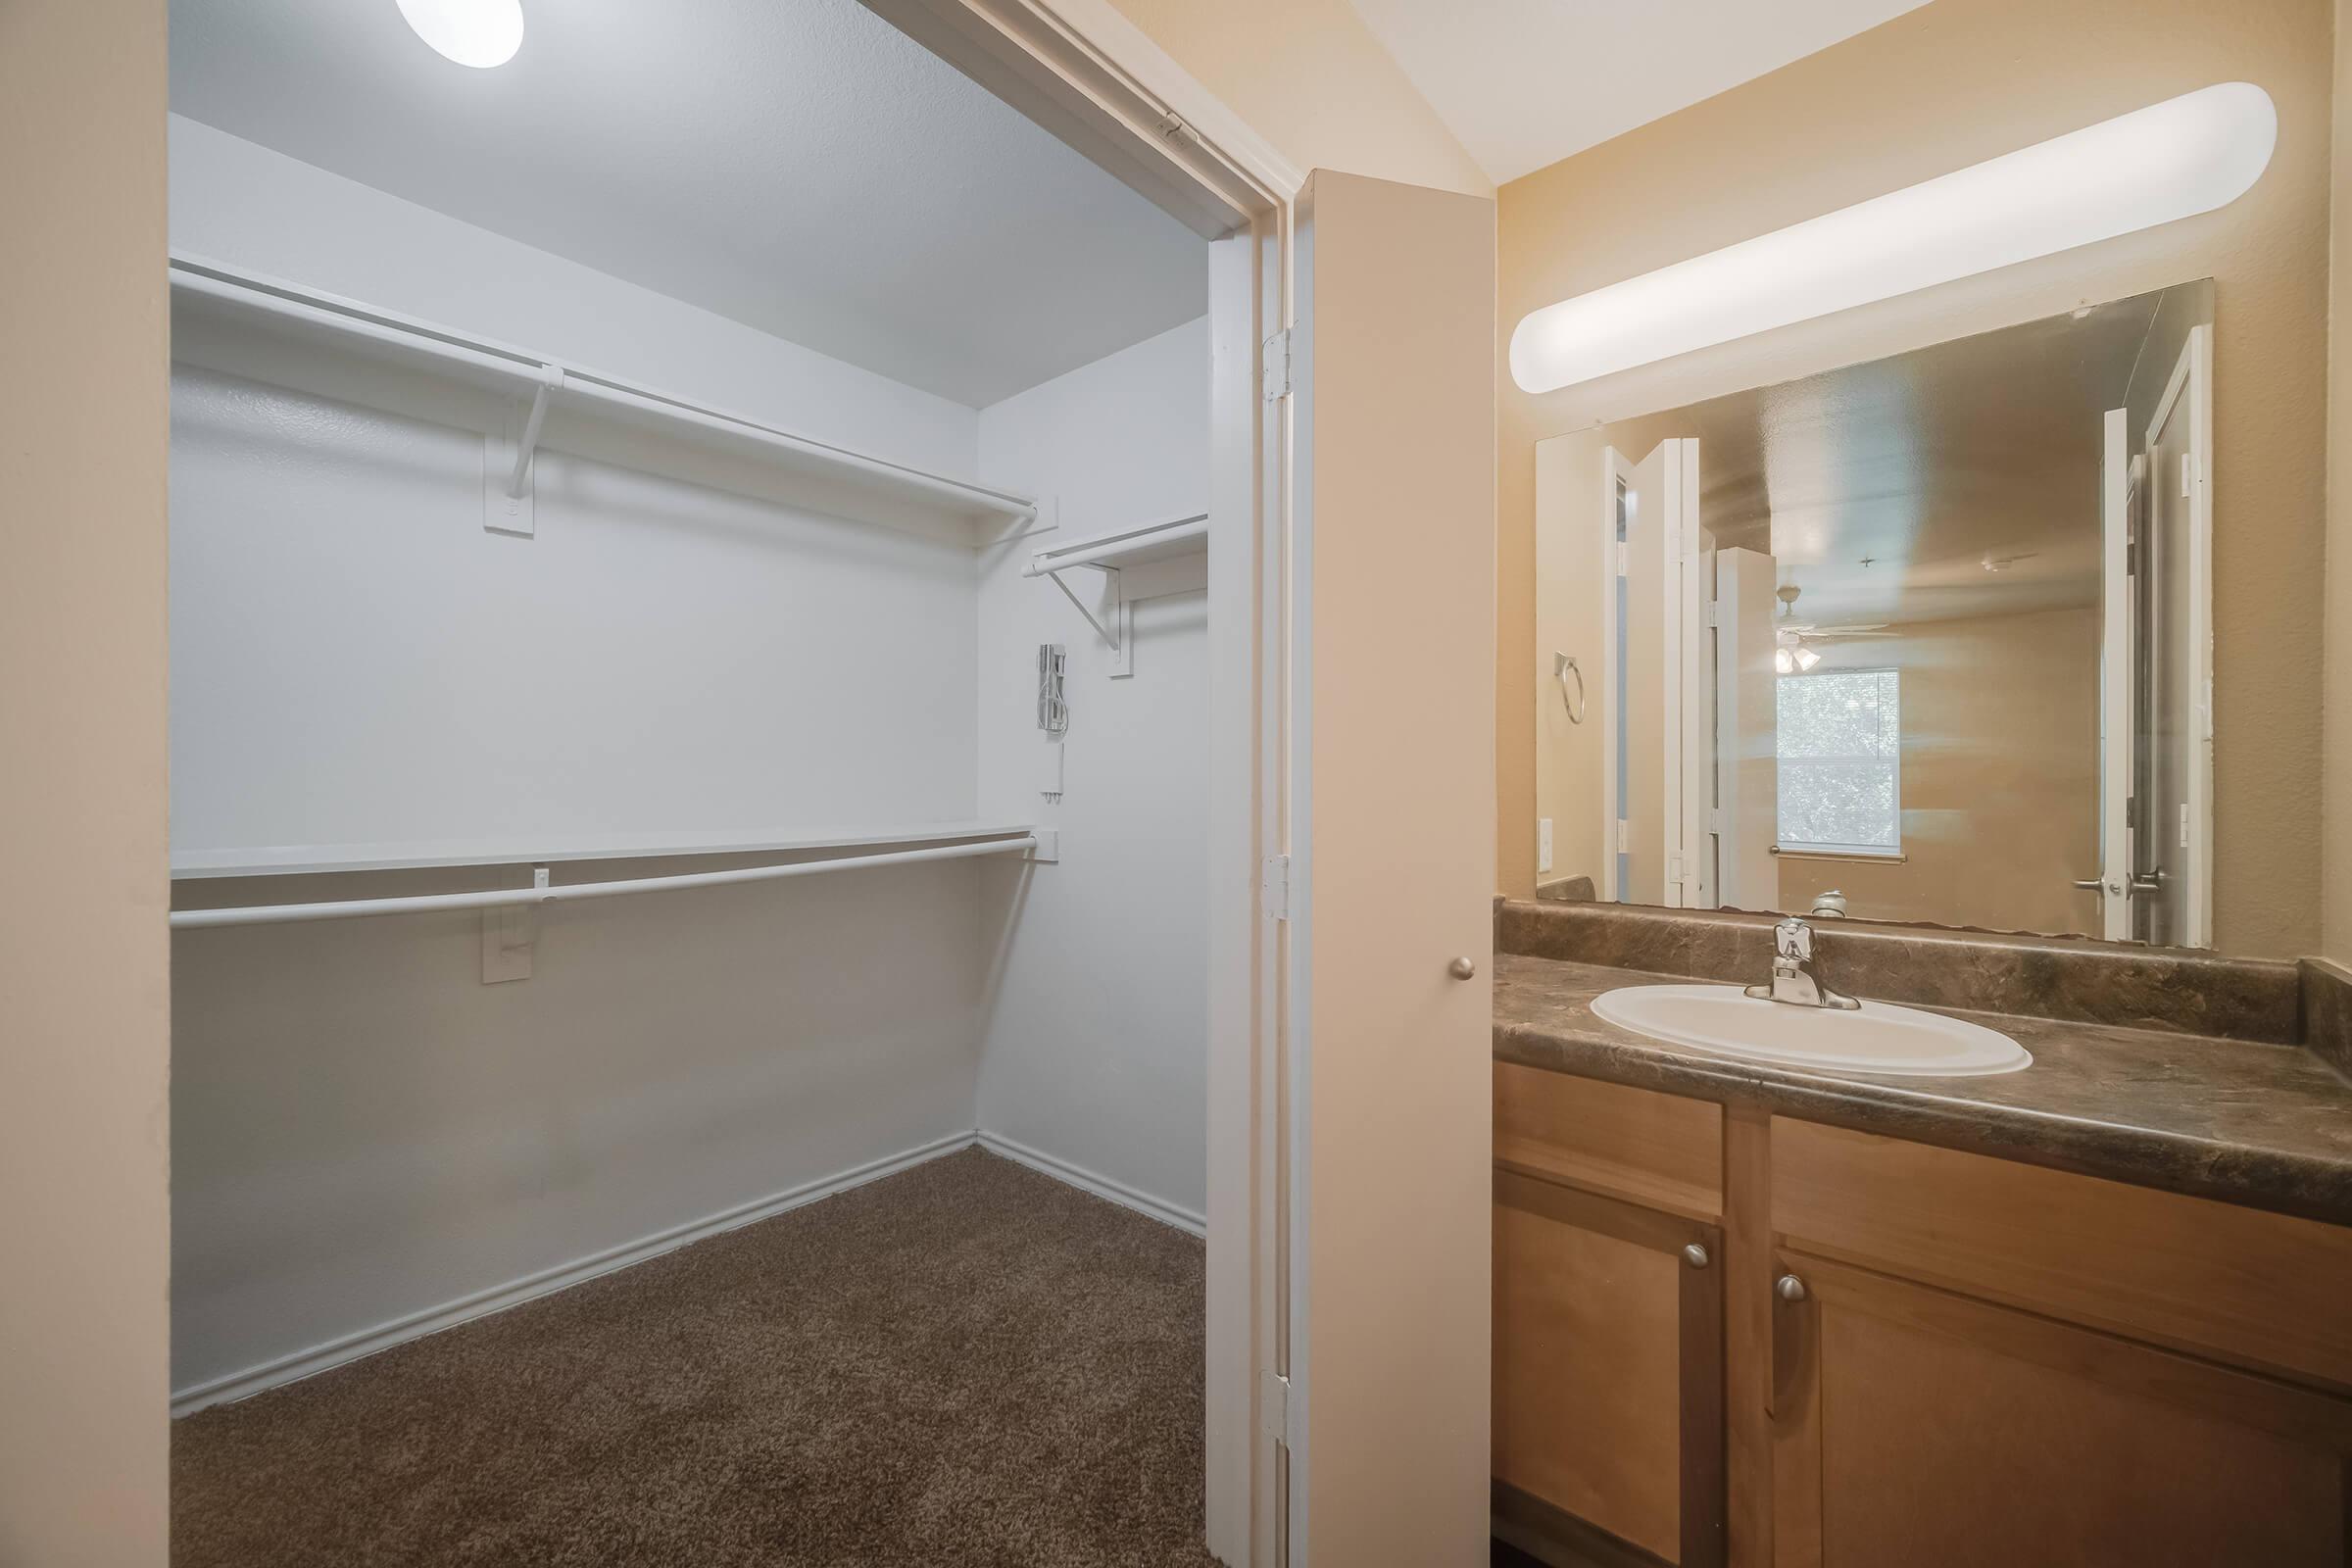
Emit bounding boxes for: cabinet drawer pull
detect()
[1776,1273,1808,1302]
[1682,1242,1710,1269]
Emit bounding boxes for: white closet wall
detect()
[168,122,996,1403]
[972,319,1211,1227]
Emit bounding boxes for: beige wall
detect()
[1495,0,2333,958]
[1777,610,2103,935]
[0,1,172,1561]
[1101,0,1491,197]
[2330,0,2352,967]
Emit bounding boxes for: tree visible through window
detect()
[1777,668,1901,855]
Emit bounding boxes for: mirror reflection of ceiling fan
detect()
[1774,584,1892,673]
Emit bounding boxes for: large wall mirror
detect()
[1534,281,2216,945]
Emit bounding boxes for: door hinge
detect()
[1261,1369,1297,1448]
[1260,854,1292,919]
[1704,600,1721,627]
[1261,328,1292,402]
[1615,819,1630,854]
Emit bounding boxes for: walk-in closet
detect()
[164,2,1227,1559]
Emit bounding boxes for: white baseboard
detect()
[170,1130,978,1418]
[172,1126,1201,1417]
[974,1130,1206,1236]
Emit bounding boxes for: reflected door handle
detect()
[2073,878,2122,895]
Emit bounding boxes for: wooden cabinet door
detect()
[1493,1169,1725,1568]
[1769,1251,2352,1567]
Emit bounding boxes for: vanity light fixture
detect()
[1509,82,2276,394]
[396,0,524,68]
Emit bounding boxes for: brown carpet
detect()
[172,1148,1218,1567]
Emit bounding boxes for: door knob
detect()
[1448,956,1477,981]
[1776,1273,1808,1302]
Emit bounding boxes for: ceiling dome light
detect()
[396,0,524,68]
[1511,82,2277,394]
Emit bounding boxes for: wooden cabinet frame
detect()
[1494,1169,1727,1568]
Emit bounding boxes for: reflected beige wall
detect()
[1495,0,2332,958]
[1777,611,2102,934]
[0,0,172,1559]
[1101,0,1491,197]
[1533,432,1606,889]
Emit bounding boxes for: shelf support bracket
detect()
[1043,564,1134,677]
[508,365,564,499]
[485,363,564,538]
[480,866,549,984]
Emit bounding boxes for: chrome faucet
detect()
[1744,917,1860,1009]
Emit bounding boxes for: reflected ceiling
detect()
[1604,288,2192,628]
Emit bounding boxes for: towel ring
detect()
[1554,652,1586,725]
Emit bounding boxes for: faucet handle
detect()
[1774,917,1813,960]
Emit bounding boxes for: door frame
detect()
[2143,325,2215,949]
[2097,407,2132,941]
[1596,439,1705,907]
[1598,445,1633,902]
[854,5,1301,1562]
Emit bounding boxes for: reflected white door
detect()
[1599,438,1703,906]
[1714,546,1778,910]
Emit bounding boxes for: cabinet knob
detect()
[1776,1273,1808,1302]
[1681,1243,1710,1269]
[1448,956,1477,980]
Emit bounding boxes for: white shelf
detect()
[171,821,1038,880]
[1027,514,1209,575]
[168,254,1039,535]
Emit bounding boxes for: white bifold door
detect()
[1600,438,1710,907]
[2095,324,2213,947]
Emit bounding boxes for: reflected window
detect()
[1777,669,1900,856]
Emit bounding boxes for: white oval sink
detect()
[1591,984,2031,1077]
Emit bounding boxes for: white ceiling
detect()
[169,0,1205,407]
[1596,287,2188,629]
[1348,0,1934,184]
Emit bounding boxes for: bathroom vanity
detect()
[1491,900,2352,1568]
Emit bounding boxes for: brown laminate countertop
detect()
[1495,952,2352,1229]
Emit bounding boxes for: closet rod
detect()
[169,256,1040,526]
[170,834,1040,930]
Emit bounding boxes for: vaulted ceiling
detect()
[1348,0,1934,184]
